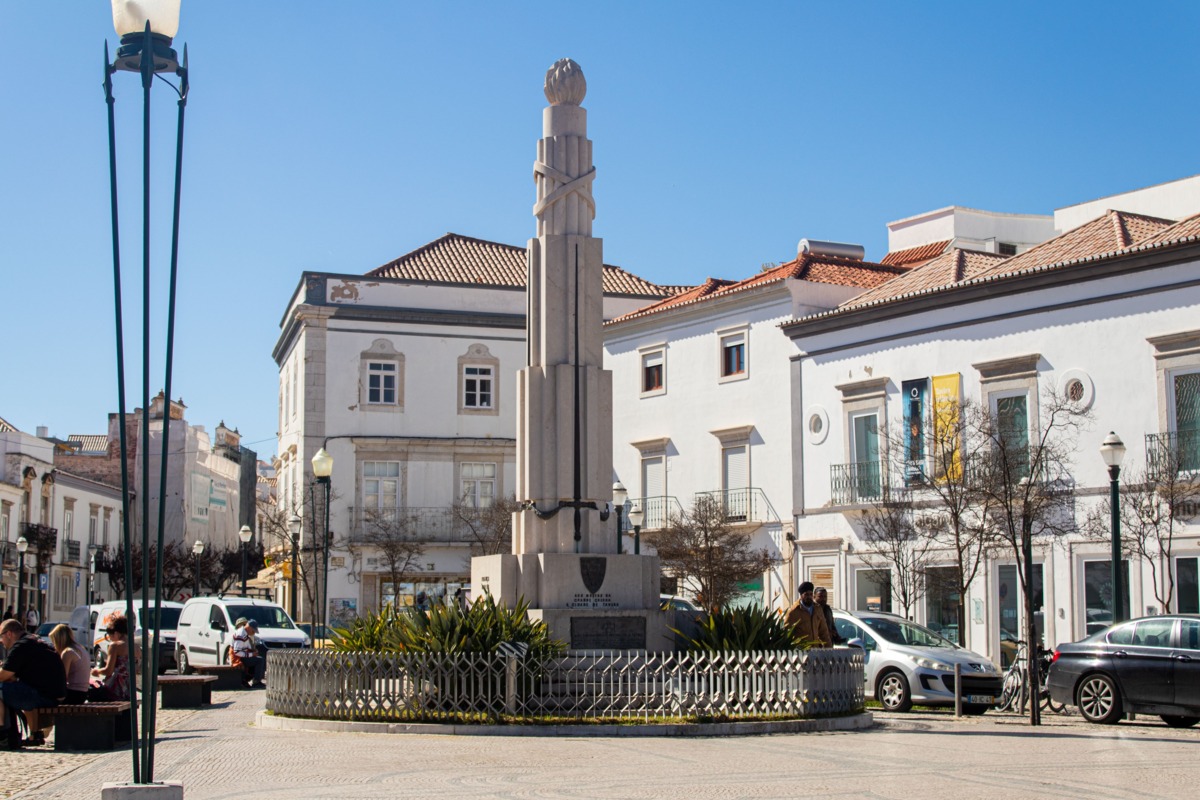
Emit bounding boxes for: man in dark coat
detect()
[814,587,845,645]
[783,582,831,647]
[0,618,66,748]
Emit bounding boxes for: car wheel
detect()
[877,671,913,713]
[1076,673,1122,724]
[177,647,193,675]
[961,704,989,715]
[1161,715,1200,729]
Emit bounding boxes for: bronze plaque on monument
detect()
[570,616,647,649]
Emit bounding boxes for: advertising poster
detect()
[931,373,962,481]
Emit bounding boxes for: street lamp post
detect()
[16,536,28,618]
[192,539,204,598]
[312,448,334,634]
[238,525,253,595]
[1100,432,1127,623]
[288,514,301,620]
[89,548,97,606]
[628,504,644,556]
[612,482,628,553]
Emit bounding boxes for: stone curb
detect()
[254,710,874,737]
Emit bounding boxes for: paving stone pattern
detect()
[10,697,1200,799]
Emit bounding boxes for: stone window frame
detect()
[716,324,750,384]
[972,353,1041,441]
[835,377,889,469]
[102,508,112,547]
[455,459,500,508]
[458,344,500,417]
[1147,329,1200,436]
[88,504,100,546]
[359,339,405,414]
[639,343,667,398]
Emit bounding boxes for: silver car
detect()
[832,610,1003,713]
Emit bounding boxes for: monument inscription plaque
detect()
[570,616,647,649]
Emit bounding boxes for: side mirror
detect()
[847,637,865,649]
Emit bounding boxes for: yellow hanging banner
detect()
[932,373,962,481]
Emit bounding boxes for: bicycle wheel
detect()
[999,670,1023,712]
[1041,692,1066,714]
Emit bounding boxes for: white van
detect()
[91,599,185,673]
[174,596,309,673]
[68,604,102,659]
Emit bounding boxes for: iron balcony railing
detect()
[830,461,887,505]
[1146,430,1200,480]
[694,488,780,524]
[632,495,684,530]
[348,507,477,545]
[19,522,57,553]
[264,648,865,722]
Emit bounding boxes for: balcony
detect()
[1146,430,1200,480]
[347,507,476,545]
[831,461,887,506]
[631,495,684,530]
[693,488,780,524]
[19,522,57,554]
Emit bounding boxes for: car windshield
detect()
[134,608,182,629]
[36,623,58,636]
[860,616,957,648]
[227,605,295,630]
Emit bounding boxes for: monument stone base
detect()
[472,553,673,650]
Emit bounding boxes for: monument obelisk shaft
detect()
[515,58,613,556]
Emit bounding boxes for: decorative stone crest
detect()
[544,58,586,106]
[580,556,607,594]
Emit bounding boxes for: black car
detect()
[1045,614,1200,727]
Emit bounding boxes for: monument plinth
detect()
[472,59,670,650]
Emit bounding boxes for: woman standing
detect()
[49,624,89,705]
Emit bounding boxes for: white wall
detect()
[1055,174,1200,234]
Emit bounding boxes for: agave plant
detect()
[676,605,816,652]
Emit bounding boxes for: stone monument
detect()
[471,59,670,651]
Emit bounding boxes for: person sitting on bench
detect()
[0,619,66,749]
[231,620,265,688]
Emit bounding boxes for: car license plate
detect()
[967,695,996,705]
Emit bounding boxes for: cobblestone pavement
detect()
[12,697,1200,799]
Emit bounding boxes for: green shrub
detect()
[329,595,565,656]
[676,605,816,652]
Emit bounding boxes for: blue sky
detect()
[3,2,1199,458]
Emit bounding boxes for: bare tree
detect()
[858,493,935,619]
[257,502,319,617]
[359,508,426,608]
[972,387,1087,726]
[452,493,518,561]
[643,494,778,611]
[1086,443,1200,613]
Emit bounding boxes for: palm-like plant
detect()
[677,605,816,652]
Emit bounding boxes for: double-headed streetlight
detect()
[1100,432,1127,623]
[238,525,253,595]
[288,514,301,619]
[312,448,334,634]
[628,504,644,555]
[192,539,204,598]
[15,537,28,615]
[612,482,628,553]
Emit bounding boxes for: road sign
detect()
[39,573,48,591]
[75,571,81,588]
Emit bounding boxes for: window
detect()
[974,354,1039,481]
[835,377,887,504]
[992,390,1031,478]
[1170,369,1200,471]
[457,344,499,416]
[718,329,748,382]
[850,411,882,499]
[102,510,111,547]
[0,501,9,544]
[54,573,72,608]
[363,462,401,511]
[640,347,666,397]
[63,506,74,546]
[460,462,496,508]
[1178,557,1198,614]
[463,366,493,409]
[1083,559,1129,634]
[359,339,405,412]
[855,568,891,613]
[998,242,1018,256]
[88,508,98,546]
[924,566,959,642]
[1131,618,1174,648]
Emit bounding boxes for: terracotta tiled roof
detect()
[0,415,18,433]
[841,249,1010,309]
[67,435,109,454]
[1134,210,1200,248]
[609,255,906,323]
[879,240,950,267]
[366,233,670,297]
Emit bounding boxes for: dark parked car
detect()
[1046,614,1200,727]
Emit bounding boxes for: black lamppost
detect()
[15,536,28,619]
[312,448,334,634]
[104,1,189,784]
[238,525,253,595]
[192,539,204,597]
[628,504,644,556]
[88,548,98,606]
[612,482,628,553]
[1100,432,1127,623]
[288,514,301,619]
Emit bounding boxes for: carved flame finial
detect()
[544,58,586,106]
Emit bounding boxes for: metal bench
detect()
[192,664,247,690]
[36,702,132,751]
[156,674,218,708]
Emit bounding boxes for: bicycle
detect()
[997,639,1066,714]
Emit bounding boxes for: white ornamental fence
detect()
[264,648,864,722]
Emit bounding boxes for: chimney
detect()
[36,426,49,438]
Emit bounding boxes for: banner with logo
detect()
[932,373,962,481]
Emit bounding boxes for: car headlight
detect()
[303,637,312,647]
[914,657,953,672]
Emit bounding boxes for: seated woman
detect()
[50,625,90,705]
[89,616,138,702]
